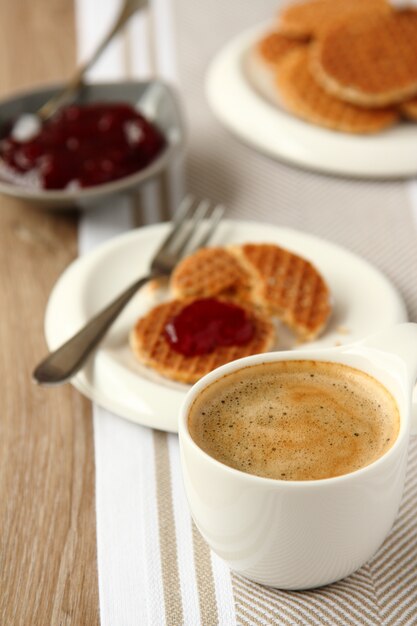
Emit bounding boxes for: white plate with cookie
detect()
[44,220,407,432]
[206,23,417,179]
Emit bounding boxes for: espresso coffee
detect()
[188,360,400,481]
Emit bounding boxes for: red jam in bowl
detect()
[165,298,255,357]
[0,103,166,190]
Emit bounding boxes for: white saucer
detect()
[206,24,417,179]
[44,220,407,432]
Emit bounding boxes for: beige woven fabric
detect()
[164,0,417,624]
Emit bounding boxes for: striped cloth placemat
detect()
[76,0,417,624]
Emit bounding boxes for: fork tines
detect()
[166,195,225,256]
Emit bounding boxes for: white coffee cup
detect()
[178,323,417,590]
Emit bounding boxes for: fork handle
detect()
[33,273,155,386]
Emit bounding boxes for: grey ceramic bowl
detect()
[0,80,184,210]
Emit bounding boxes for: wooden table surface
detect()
[0,2,100,624]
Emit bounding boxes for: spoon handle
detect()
[79,0,148,77]
[33,273,153,386]
[37,0,148,121]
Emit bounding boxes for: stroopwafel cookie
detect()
[255,31,308,67]
[130,298,275,384]
[276,48,398,133]
[311,9,417,107]
[229,243,332,342]
[246,32,308,106]
[278,0,389,39]
[170,246,251,302]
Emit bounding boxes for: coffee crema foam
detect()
[188,360,400,481]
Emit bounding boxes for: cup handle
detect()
[355,323,417,384]
[348,323,417,436]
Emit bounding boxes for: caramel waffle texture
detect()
[246,32,307,106]
[170,246,251,301]
[130,299,275,384]
[230,243,332,341]
[312,9,417,107]
[256,31,307,67]
[276,48,398,133]
[278,0,389,38]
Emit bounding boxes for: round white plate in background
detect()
[206,24,417,179]
[44,220,407,432]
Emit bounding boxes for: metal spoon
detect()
[12,0,147,140]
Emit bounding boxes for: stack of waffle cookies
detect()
[130,243,332,383]
[247,0,417,133]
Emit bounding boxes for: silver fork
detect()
[33,196,224,386]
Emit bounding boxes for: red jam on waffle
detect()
[165,298,255,357]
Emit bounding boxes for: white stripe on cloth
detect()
[74,0,237,625]
[141,428,167,626]
[75,0,127,80]
[211,550,238,626]
[150,0,179,82]
[74,1,163,625]
[92,408,159,626]
[168,434,202,626]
